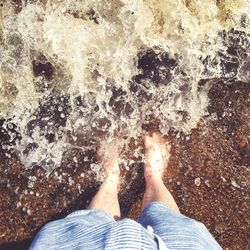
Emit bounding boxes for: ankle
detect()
[103,173,120,187]
[144,164,163,179]
[145,173,162,186]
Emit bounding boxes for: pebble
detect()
[57,175,63,182]
[205,180,210,187]
[231,180,240,188]
[63,200,67,208]
[5,153,11,158]
[221,176,226,182]
[14,187,19,194]
[28,181,34,188]
[194,177,201,186]
[29,176,37,182]
[68,177,74,186]
[77,184,81,191]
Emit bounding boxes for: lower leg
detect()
[141,133,180,213]
[88,175,120,220]
[142,175,179,213]
[88,141,121,220]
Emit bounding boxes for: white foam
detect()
[0,0,249,171]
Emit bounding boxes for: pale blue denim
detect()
[139,202,222,249]
[29,202,222,250]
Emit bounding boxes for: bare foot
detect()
[98,139,120,184]
[144,133,170,180]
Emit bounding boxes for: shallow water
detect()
[0,2,250,248]
[0,0,249,173]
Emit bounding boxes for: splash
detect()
[0,0,249,171]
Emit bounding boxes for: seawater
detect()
[0,0,249,172]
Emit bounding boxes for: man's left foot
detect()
[144,133,170,180]
[99,139,120,184]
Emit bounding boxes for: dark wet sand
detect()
[0,2,249,248]
[0,79,249,250]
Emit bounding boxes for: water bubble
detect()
[27,209,32,215]
[0,0,249,173]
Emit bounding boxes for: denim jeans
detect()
[29,202,222,250]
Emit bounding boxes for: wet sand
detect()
[1,79,249,249]
[0,1,250,249]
